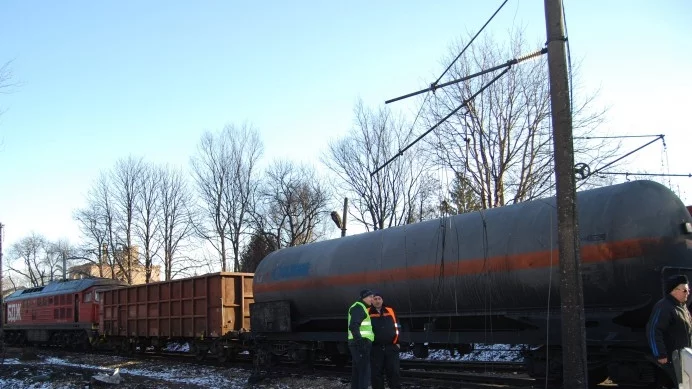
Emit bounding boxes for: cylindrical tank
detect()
[254,180,692,324]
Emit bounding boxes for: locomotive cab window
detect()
[85,291,92,302]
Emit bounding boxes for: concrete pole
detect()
[544,0,588,387]
[62,251,67,282]
[341,198,348,237]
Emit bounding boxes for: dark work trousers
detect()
[349,340,372,389]
[371,343,401,389]
[669,349,682,386]
[658,349,681,387]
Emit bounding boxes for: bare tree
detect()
[93,172,119,279]
[1,60,18,150]
[1,60,17,117]
[191,124,263,272]
[191,131,232,271]
[426,31,610,208]
[0,60,15,91]
[158,165,194,281]
[259,160,330,248]
[73,198,108,277]
[47,239,75,281]
[7,234,49,287]
[225,125,263,272]
[112,156,144,284]
[323,100,437,231]
[136,163,161,283]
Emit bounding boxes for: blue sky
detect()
[1,0,691,250]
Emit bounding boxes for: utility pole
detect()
[341,198,348,237]
[544,1,588,388]
[62,251,67,282]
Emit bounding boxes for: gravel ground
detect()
[0,348,352,389]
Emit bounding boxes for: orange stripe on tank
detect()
[255,238,663,293]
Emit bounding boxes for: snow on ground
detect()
[0,379,75,389]
[399,343,526,362]
[41,356,249,387]
[0,350,349,389]
[0,343,524,388]
[163,342,190,352]
[0,354,248,388]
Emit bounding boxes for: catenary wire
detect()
[372,67,511,177]
[432,0,511,88]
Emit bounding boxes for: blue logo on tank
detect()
[272,262,310,280]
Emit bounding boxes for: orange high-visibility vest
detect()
[369,306,399,345]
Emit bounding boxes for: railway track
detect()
[254,357,551,388]
[1,346,644,389]
[401,359,525,372]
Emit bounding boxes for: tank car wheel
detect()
[77,332,92,351]
[6,332,16,346]
[330,353,348,368]
[118,340,134,356]
[588,366,609,388]
[525,348,563,382]
[65,333,78,350]
[253,343,275,369]
[291,348,314,365]
[191,342,208,361]
[457,343,474,356]
[135,339,148,354]
[412,344,429,359]
[55,332,67,348]
[210,342,228,363]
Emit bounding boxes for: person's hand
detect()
[658,357,668,364]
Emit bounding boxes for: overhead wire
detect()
[584,135,665,179]
[575,134,664,140]
[376,0,525,358]
[432,0,511,89]
[372,67,511,177]
[404,93,431,142]
[385,48,546,105]
[596,172,692,178]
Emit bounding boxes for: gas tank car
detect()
[253,180,692,386]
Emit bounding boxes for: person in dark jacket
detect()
[646,274,692,386]
[348,289,375,389]
[369,292,401,389]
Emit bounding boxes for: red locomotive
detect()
[2,277,125,348]
[1,272,254,362]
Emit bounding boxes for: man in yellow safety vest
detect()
[348,289,375,389]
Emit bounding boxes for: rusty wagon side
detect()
[99,272,253,360]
